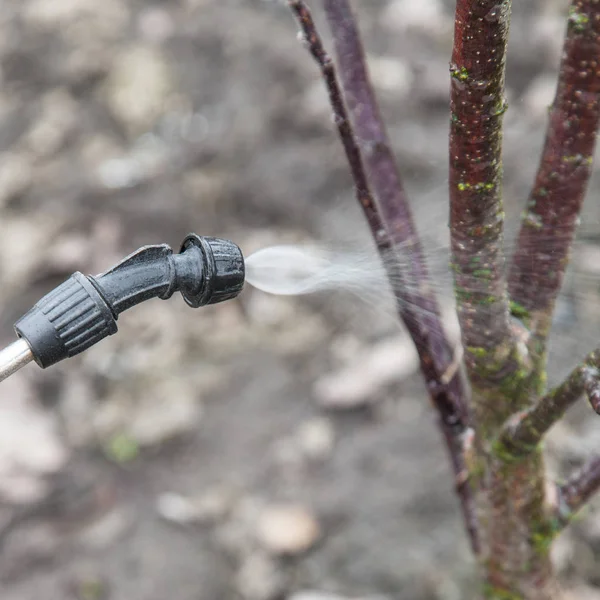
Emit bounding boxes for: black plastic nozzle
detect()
[13,234,244,369]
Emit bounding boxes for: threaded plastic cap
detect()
[179,234,245,307]
[14,273,117,368]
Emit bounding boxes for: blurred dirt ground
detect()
[2,0,600,599]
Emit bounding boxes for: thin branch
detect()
[496,350,600,458]
[556,455,600,526]
[442,425,480,555]
[508,0,600,344]
[288,0,388,253]
[583,368,600,414]
[287,0,479,554]
[449,0,516,396]
[321,0,468,427]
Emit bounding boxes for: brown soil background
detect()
[1,1,600,599]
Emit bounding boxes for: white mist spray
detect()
[245,245,390,297]
[243,235,600,349]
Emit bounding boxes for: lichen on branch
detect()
[496,350,600,459]
[448,4,562,598]
[449,0,515,390]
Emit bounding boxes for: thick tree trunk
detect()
[472,390,558,599]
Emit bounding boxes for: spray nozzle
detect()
[0,234,244,381]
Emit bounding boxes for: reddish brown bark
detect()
[558,455,600,525]
[287,1,600,597]
[449,0,515,392]
[322,0,468,430]
[509,1,600,343]
[288,0,479,553]
[498,350,600,458]
[288,1,387,253]
[448,3,561,599]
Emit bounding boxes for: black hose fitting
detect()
[13,234,244,368]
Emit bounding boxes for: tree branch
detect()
[556,455,600,526]
[287,0,479,554]
[449,0,517,396]
[288,0,388,253]
[321,0,468,427]
[508,0,600,345]
[496,350,600,458]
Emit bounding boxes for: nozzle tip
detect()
[179,234,245,307]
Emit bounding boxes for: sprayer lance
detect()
[0,234,245,383]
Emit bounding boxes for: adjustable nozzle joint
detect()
[8,234,244,371]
